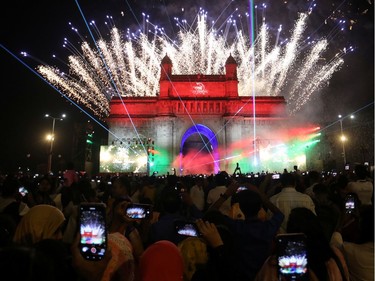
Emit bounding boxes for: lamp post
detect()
[338,114,354,165]
[45,113,66,173]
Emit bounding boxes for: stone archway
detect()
[179,124,219,175]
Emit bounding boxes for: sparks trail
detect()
[37,9,347,118]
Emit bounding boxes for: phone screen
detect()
[174,220,200,237]
[79,203,107,260]
[126,203,152,219]
[19,187,28,197]
[345,195,355,213]
[276,233,308,280]
[236,186,247,193]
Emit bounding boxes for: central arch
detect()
[180,124,219,174]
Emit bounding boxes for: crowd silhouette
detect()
[0,164,373,281]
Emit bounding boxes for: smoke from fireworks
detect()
[37,9,347,118]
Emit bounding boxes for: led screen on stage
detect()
[99,145,147,173]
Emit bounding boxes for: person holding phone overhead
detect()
[72,202,136,281]
[207,179,284,281]
[255,207,350,281]
[107,199,145,267]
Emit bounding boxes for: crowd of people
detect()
[0,163,373,281]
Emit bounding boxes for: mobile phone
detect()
[345,165,350,170]
[344,194,356,213]
[174,220,200,237]
[276,233,308,281]
[236,186,247,193]
[18,186,28,197]
[272,174,280,179]
[126,203,152,219]
[79,203,107,261]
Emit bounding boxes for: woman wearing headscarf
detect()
[139,240,184,281]
[13,204,65,246]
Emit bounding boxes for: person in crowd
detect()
[190,176,205,211]
[255,207,350,281]
[208,179,284,281]
[11,205,73,280]
[129,180,142,203]
[138,177,157,205]
[328,174,350,210]
[304,170,321,199]
[0,243,59,281]
[138,240,184,281]
[178,236,209,281]
[34,238,77,281]
[331,204,374,281]
[110,176,133,201]
[13,204,65,246]
[206,171,232,216]
[62,178,102,244]
[312,183,342,241]
[0,175,29,224]
[0,213,17,247]
[104,175,133,224]
[149,186,193,245]
[107,198,145,264]
[189,217,236,281]
[26,175,56,207]
[287,207,350,280]
[70,230,135,281]
[269,172,316,233]
[345,164,373,206]
[334,192,363,244]
[63,161,79,188]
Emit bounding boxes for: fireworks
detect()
[37,9,346,117]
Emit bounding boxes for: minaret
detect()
[225,54,238,97]
[160,54,173,81]
[159,54,173,98]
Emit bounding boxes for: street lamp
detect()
[45,113,66,173]
[338,114,354,165]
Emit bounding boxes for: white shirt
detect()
[346,180,373,205]
[269,187,316,232]
[331,231,374,281]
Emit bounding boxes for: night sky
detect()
[1,0,373,173]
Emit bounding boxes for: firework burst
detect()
[37,9,346,117]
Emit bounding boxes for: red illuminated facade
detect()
[106,55,289,175]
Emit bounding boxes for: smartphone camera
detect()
[272,174,280,180]
[276,233,308,280]
[174,220,200,237]
[344,194,356,214]
[79,203,107,261]
[126,203,152,219]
